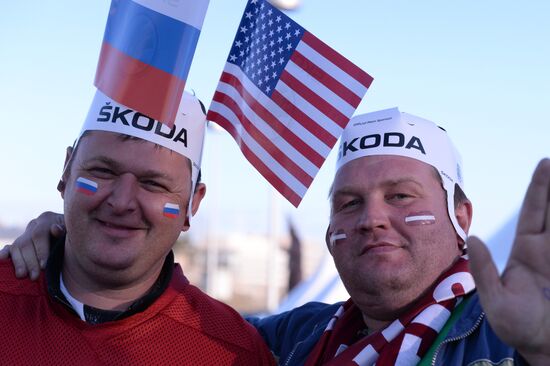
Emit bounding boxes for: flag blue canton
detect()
[227,0,304,97]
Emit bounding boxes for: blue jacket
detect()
[248,293,527,366]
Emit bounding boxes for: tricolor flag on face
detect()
[95,0,209,127]
[207,0,373,207]
[76,177,98,196]
[163,203,180,219]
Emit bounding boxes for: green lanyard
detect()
[417,296,470,366]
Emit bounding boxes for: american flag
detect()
[207,0,373,206]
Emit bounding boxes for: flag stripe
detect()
[271,90,336,148]
[164,203,180,210]
[76,177,98,189]
[77,188,95,196]
[290,50,361,108]
[302,32,373,88]
[211,91,318,180]
[222,65,331,158]
[285,59,355,118]
[95,42,185,124]
[295,40,370,97]
[132,0,209,30]
[208,109,303,206]
[275,77,348,133]
[209,101,308,195]
[212,91,314,187]
[218,67,327,166]
[279,70,349,127]
[103,0,201,78]
[163,207,180,214]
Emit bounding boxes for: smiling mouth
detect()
[97,219,144,232]
[360,242,400,256]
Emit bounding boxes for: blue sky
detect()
[1,1,548,253]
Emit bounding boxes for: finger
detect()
[8,246,29,279]
[0,245,11,259]
[12,219,42,279]
[467,235,502,300]
[53,212,66,229]
[30,212,64,269]
[19,239,41,281]
[50,224,66,238]
[516,158,550,235]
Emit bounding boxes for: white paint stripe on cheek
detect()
[405,215,436,223]
[329,232,347,248]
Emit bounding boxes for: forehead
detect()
[333,155,439,191]
[74,131,192,179]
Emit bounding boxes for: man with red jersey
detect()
[0,91,274,365]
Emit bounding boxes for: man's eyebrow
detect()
[382,177,423,188]
[331,186,361,198]
[84,156,172,180]
[331,178,423,197]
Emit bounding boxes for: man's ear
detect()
[58,146,74,199]
[455,199,473,241]
[325,225,333,255]
[181,183,206,232]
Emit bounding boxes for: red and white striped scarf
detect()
[304,255,475,366]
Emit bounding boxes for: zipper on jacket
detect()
[282,323,323,366]
[282,343,300,366]
[431,312,485,366]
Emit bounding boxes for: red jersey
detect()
[0,259,275,365]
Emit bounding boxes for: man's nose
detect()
[106,174,139,214]
[355,197,390,232]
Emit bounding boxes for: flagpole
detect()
[266,186,281,312]
[205,127,220,297]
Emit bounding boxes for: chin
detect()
[90,254,136,272]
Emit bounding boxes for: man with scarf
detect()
[3,108,550,365]
[248,108,549,365]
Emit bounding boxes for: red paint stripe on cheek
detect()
[77,188,95,196]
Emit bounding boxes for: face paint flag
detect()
[163,203,180,218]
[95,0,209,127]
[207,0,373,207]
[76,177,98,196]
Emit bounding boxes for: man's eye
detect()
[142,180,166,190]
[388,193,411,201]
[340,199,360,210]
[89,167,115,177]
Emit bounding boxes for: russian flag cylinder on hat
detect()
[336,107,467,241]
[94,0,209,127]
[78,89,206,223]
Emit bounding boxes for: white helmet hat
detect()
[78,89,206,223]
[336,107,466,240]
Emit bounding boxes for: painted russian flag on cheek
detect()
[163,203,180,219]
[94,0,209,127]
[76,177,98,196]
